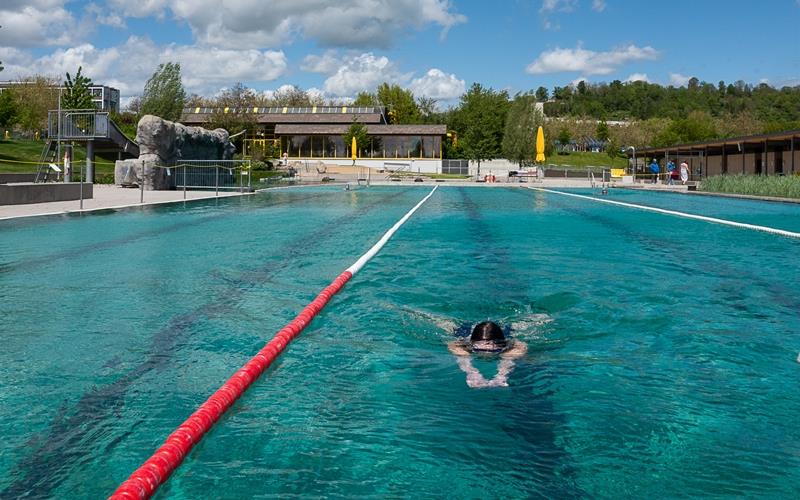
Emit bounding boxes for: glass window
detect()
[290,135,309,157]
[326,135,345,158]
[422,136,440,158]
[311,136,326,158]
[383,136,400,158]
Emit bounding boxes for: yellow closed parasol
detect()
[351,136,358,163]
[535,126,545,163]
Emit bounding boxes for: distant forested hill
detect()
[543,79,800,127]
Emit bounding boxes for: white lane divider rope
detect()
[347,185,438,274]
[529,187,800,240]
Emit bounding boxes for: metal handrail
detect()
[47,110,110,139]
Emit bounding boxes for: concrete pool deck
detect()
[0,185,251,220]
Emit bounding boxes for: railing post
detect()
[183,165,187,200]
[215,165,219,197]
[140,162,145,204]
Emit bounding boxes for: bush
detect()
[700,174,800,199]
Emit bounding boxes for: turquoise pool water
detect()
[1,186,799,498]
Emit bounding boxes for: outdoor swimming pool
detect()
[1,185,799,498]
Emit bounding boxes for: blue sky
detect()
[1,0,798,108]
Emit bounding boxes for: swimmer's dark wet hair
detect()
[470,321,505,344]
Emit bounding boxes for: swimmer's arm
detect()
[448,341,470,357]
[500,341,528,359]
[454,356,494,388]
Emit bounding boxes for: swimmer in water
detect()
[448,321,527,388]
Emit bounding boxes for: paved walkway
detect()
[0,185,250,220]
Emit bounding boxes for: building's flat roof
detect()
[274,124,447,135]
[182,113,385,125]
[638,129,800,154]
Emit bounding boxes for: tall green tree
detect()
[208,82,257,135]
[502,93,544,168]
[535,86,549,101]
[353,91,378,106]
[376,83,420,124]
[0,88,18,130]
[453,83,510,173]
[140,62,186,121]
[62,66,94,109]
[596,120,610,141]
[342,120,369,158]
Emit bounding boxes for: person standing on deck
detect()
[680,160,690,185]
[649,159,661,184]
[666,160,676,185]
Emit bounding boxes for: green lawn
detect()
[0,138,121,181]
[545,151,627,169]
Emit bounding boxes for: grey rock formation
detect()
[115,115,236,189]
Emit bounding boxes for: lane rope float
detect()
[110,186,438,500]
[529,187,800,240]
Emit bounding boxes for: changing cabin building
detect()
[180,106,447,173]
[636,130,800,179]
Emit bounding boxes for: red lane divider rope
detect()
[110,186,438,499]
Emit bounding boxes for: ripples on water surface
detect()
[0,186,799,498]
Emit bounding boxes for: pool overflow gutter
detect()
[110,186,438,499]
[530,187,800,240]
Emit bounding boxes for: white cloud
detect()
[322,52,411,96]
[301,51,344,74]
[85,3,127,29]
[669,72,691,87]
[540,0,578,14]
[408,68,465,100]
[0,1,77,48]
[526,44,659,75]
[1,36,288,98]
[104,0,466,49]
[625,73,649,83]
[592,0,607,12]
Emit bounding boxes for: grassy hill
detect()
[0,139,119,180]
[545,151,628,169]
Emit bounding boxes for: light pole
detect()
[57,87,64,181]
[625,146,636,178]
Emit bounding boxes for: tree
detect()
[207,82,257,135]
[557,127,571,145]
[453,83,510,173]
[272,85,318,107]
[0,88,18,130]
[596,120,610,141]
[353,91,378,106]
[62,66,94,109]
[501,93,544,168]
[606,138,620,166]
[376,83,420,124]
[12,75,59,133]
[140,62,186,121]
[416,96,437,121]
[342,120,369,158]
[535,86,549,101]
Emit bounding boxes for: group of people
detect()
[649,158,689,185]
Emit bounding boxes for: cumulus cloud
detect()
[104,0,466,49]
[85,3,127,29]
[1,36,288,98]
[592,0,607,12]
[526,44,659,75]
[625,73,649,83]
[301,51,344,74]
[408,68,465,100]
[322,52,411,96]
[0,0,77,48]
[669,72,691,87]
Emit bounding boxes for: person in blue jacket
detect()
[649,159,660,184]
[666,160,676,185]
